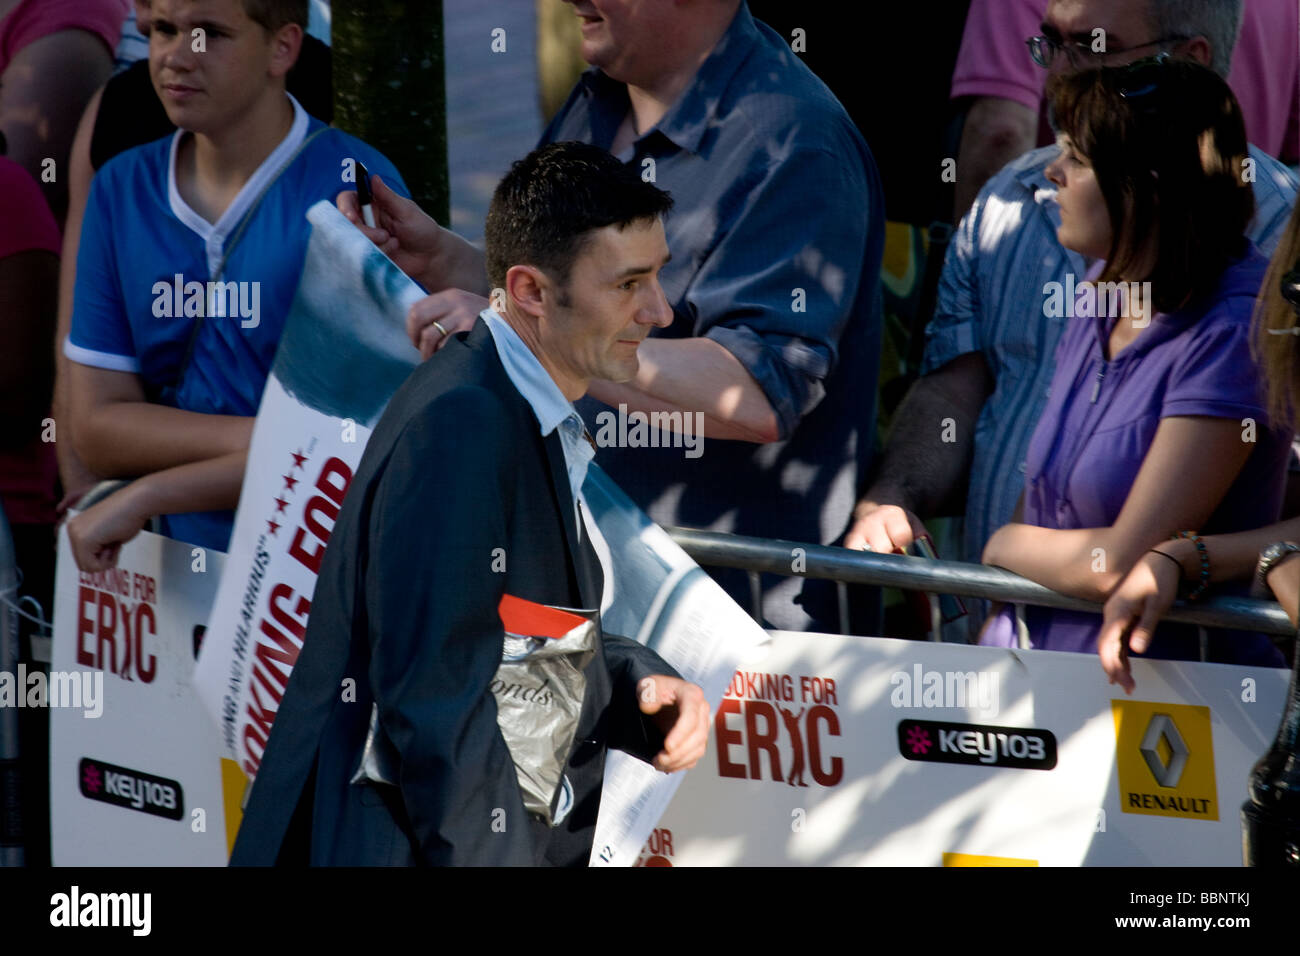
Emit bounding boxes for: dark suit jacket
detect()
[230,321,675,866]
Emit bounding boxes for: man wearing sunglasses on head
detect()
[847,0,1299,643]
[949,0,1298,220]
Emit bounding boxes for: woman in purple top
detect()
[979,57,1288,668]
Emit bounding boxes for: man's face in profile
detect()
[1042,0,1181,79]
[538,218,673,388]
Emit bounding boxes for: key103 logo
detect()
[898,719,1057,770]
[79,757,184,820]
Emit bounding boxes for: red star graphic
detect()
[291,450,308,471]
[267,519,281,536]
[282,473,299,492]
[273,496,288,514]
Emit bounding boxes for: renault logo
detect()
[1139,713,1189,788]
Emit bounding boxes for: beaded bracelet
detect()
[1170,531,1210,601]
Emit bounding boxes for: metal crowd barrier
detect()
[666,528,1296,638]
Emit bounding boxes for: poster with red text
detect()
[49,527,230,864]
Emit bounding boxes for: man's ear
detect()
[1178,35,1213,69]
[268,22,304,79]
[505,265,548,319]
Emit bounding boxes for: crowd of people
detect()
[5,0,1300,864]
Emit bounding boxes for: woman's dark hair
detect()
[1047,57,1254,315]
[484,141,674,292]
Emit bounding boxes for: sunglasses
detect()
[1117,52,1173,105]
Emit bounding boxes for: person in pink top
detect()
[950,0,1299,218]
[0,0,128,224]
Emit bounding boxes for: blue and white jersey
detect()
[69,92,407,549]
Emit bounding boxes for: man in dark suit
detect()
[231,142,709,866]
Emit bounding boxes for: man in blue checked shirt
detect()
[339,0,885,630]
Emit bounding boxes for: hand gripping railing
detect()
[665,528,1296,638]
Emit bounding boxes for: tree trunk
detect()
[332,2,449,224]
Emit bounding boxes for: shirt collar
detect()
[481,307,578,438]
[168,92,309,238]
[577,3,759,156]
[1014,145,1062,211]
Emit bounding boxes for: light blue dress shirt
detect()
[482,308,594,537]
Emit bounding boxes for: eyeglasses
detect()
[1027,32,1189,69]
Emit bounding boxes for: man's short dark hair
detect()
[1048,58,1254,315]
[484,141,674,292]
[243,0,308,31]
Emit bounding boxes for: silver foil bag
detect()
[350,597,597,829]
[492,603,597,824]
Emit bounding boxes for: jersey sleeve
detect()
[66,170,140,372]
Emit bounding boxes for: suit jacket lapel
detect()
[481,321,601,612]
[541,431,600,611]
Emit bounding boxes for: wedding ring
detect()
[432,320,450,338]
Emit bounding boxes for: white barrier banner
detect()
[581,474,767,867]
[638,632,1288,866]
[49,526,230,865]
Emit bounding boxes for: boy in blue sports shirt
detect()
[64,0,407,568]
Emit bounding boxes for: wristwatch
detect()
[1255,541,1300,590]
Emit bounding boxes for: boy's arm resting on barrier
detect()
[847,352,992,552]
[65,450,248,571]
[982,416,1253,603]
[68,362,254,477]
